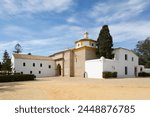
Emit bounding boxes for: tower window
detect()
[33,63,35,67]
[125,66,128,75]
[23,62,26,66]
[39,71,41,74]
[140,67,143,72]
[30,71,32,74]
[49,65,51,69]
[91,43,94,46]
[40,63,42,67]
[125,54,128,60]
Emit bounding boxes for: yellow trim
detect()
[89,41,92,46]
[81,41,83,46]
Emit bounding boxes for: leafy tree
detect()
[96,25,113,59]
[2,50,12,73]
[134,37,150,68]
[13,43,23,53]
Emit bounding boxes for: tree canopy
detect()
[13,43,23,53]
[96,25,113,59]
[134,37,150,68]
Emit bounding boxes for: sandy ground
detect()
[0,77,150,100]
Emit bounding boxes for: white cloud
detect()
[0,0,73,16]
[90,0,150,23]
[0,37,62,59]
[110,21,150,42]
[2,25,31,35]
[79,20,150,44]
[67,17,78,23]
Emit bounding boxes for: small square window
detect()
[21,72,23,74]
[30,71,32,74]
[39,71,41,74]
[92,43,94,46]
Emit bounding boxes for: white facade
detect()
[12,54,56,77]
[75,41,96,48]
[85,48,145,78]
[144,68,150,73]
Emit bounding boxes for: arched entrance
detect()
[57,64,61,76]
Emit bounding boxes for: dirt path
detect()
[0,77,150,100]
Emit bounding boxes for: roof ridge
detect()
[13,54,53,61]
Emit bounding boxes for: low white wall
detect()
[85,59,103,78]
[145,68,150,73]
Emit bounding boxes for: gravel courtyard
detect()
[0,77,150,100]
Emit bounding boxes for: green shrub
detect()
[138,72,150,77]
[0,74,36,82]
[112,72,117,77]
[103,72,117,78]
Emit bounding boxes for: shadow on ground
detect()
[0,82,24,93]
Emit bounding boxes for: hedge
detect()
[103,72,117,78]
[138,72,150,77]
[0,74,36,82]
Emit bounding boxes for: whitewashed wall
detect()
[144,68,150,73]
[76,41,96,48]
[113,49,139,77]
[103,58,118,73]
[85,48,140,78]
[12,57,55,78]
[85,59,103,78]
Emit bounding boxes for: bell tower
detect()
[75,32,96,49]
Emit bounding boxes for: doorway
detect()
[134,67,137,77]
[57,64,61,76]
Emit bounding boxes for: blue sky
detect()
[0,0,150,60]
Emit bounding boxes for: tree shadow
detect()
[0,82,24,93]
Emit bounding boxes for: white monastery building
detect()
[12,54,55,77]
[11,32,150,78]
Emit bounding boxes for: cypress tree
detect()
[96,25,113,59]
[0,62,2,71]
[2,50,12,73]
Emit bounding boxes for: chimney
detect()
[84,32,88,39]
